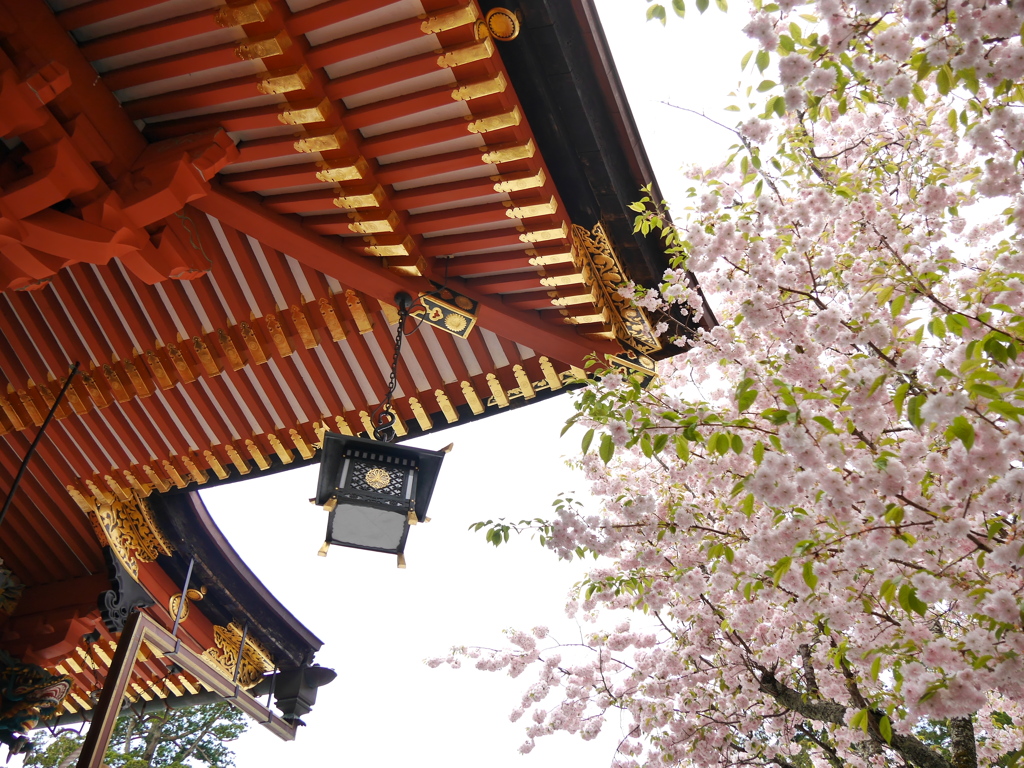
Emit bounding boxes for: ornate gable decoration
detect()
[202,623,275,690]
[77,490,173,581]
[570,222,662,354]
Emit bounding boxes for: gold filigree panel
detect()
[570,222,662,353]
[90,491,173,581]
[202,623,274,690]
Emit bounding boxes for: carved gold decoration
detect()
[335,416,354,435]
[123,359,152,397]
[104,474,131,502]
[452,72,507,102]
[408,398,433,431]
[267,433,293,465]
[17,389,43,424]
[436,38,494,69]
[245,439,270,470]
[467,107,520,134]
[291,305,318,349]
[435,389,459,423]
[225,444,250,475]
[461,381,484,415]
[480,139,535,165]
[492,168,545,194]
[485,374,509,407]
[318,296,347,341]
[142,465,171,494]
[347,211,398,234]
[528,247,577,268]
[239,321,268,364]
[278,98,331,126]
[505,196,557,219]
[364,235,414,257]
[364,467,392,490]
[513,365,535,399]
[166,344,196,383]
[290,429,315,460]
[0,393,24,431]
[316,157,370,183]
[265,313,293,357]
[415,284,478,340]
[81,372,110,408]
[202,623,274,690]
[345,290,374,334]
[420,5,478,34]
[481,7,521,40]
[236,32,292,60]
[294,129,347,153]
[204,450,229,480]
[92,491,173,582]
[193,336,221,377]
[539,357,563,390]
[145,349,175,390]
[214,0,271,27]
[334,185,386,209]
[540,271,585,287]
[520,222,569,243]
[571,222,662,353]
[182,455,207,484]
[257,65,312,95]
[168,586,206,623]
[162,460,187,489]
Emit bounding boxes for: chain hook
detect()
[370,292,415,442]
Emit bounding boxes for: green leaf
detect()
[696,0,709,12]
[715,0,727,10]
[772,556,792,586]
[893,382,909,419]
[753,441,765,465]
[802,560,818,591]
[870,656,882,681]
[946,415,975,450]
[849,708,868,732]
[672,0,686,16]
[740,50,753,70]
[581,428,595,454]
[560,412,581,437]
[599,433,614,464]
[936,66,951,95]
[653,433,669,454]
[731,434,744,454]
[641,432,654,458]
[646,4,667,23]
[907,395,925,429]
[756,50,770,73]
[813,416,838,434]
[879,715,893,744]
[757,80,777,92]
[738,387,758,411]
[675,434,691,460]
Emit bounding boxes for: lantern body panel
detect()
[315,433,446,556]
[327,504,408,553]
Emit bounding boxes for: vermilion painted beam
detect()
[56,0,158,30]
[375,147,497,186]
[223,163,326,194]
[123,75,283,121]
[101,43,246,93]
[194,186,615,365]
[445,250,535,276]
[406,202,521,235]
[79,9,222,62]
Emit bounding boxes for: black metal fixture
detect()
[252,665,337,727]
[313,292,449,567]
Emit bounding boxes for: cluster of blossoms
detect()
[434,0,1024,766]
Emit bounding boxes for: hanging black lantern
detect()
[313,291,449,567]
[314,433,447,566]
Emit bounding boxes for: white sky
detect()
[35,5,754,768]
[199,5,754,766]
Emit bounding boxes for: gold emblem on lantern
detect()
[364,467,392,490]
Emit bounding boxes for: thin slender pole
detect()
[0,361,80,529]
[171,556,195,637]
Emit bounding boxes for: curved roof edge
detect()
[148,491,323,671]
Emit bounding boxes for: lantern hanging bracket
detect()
[369,292,416,443]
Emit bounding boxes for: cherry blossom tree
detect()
[434,1,1024,767]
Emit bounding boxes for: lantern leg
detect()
[317,542,330,557]
[397,553,406,569]
[406,509,417,525]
